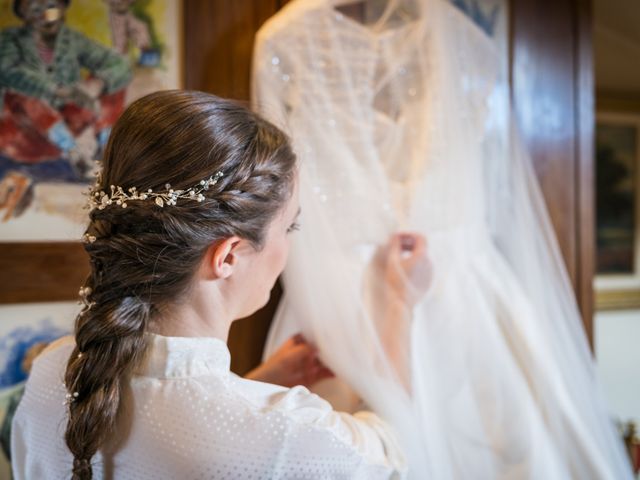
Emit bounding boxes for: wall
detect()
[593,0,640,431]
[596,309,640,425]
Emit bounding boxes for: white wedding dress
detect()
[253,0,633,479]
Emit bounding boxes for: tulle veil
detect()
[252,0,632,477]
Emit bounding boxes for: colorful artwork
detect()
[0,0,182,241]
[0,383,24,477]
[0,301,79,475]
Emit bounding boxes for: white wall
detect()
[595,309,640,425]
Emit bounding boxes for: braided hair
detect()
[64,90,297,479]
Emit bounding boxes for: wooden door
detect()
[511,0,595,344]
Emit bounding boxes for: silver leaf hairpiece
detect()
[86,171,224,211]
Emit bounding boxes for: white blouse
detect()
[11,334,406,479]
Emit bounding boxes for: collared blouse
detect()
[11,334,406,479]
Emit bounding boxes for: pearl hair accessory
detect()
[78,286,95,311]
[86,171,224,211]
[64,390,80,406]
[63,381,79,406]
[63,351,85,406]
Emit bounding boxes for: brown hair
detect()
[63,90,296,479]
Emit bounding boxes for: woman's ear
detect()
[206,236,242,279]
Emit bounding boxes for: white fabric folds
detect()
[253,0,633,478]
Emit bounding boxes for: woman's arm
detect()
[372,233,432,390]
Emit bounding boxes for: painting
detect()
[0,301,79,476]
[595,112,640,310]
[0,0,182,241]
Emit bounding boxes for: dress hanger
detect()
[332,0,416,32]
[331,0,367,6]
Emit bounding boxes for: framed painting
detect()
[0,0,183,307]
[0,301,79,477]
[0,0,183,241]
[595,112,640,310]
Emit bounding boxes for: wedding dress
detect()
[252,0,632,478]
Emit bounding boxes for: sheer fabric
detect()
[11,335,406,479]
[252,0,633,478]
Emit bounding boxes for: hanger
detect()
[331,0,367,6]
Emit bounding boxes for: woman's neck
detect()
[149,284,233,342]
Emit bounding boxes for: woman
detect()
[11,90,421,479]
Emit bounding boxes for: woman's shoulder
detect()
[230,376,354,443]
[228,376,406,474]
[23,335,75,395]
[34,335,75,369]
[231,374,332,419]
[13,337,73,436]
[40,334,75,355]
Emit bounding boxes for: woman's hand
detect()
[378,232,432,307]
[370,232,432,392]
[245,334,334,388]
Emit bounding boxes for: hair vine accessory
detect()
[82,233,96,244]
[62,382,80,406]
[64,391,80,406]
[78,285,95,312]
[86,171,224,211]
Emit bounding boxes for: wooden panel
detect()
[597,89,640,112]
[575,0,595,343]
[511,0,578,286]
[0,243,89,303]
[511,0,594,339]
[184,0,282,99]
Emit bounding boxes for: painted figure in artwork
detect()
[0,0,131,220]
[105,0,160,67]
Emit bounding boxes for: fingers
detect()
[304,354,334,386]
[263,333,334,388]
[279,333,309,353]
[276,335,298,353]
[292,333,307,345]
[286,342,316,365]
[409,233,427,257]
[307,365,335,385]
[387,232,427,265]
[399,233,416,251]
[284,334,334,387]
